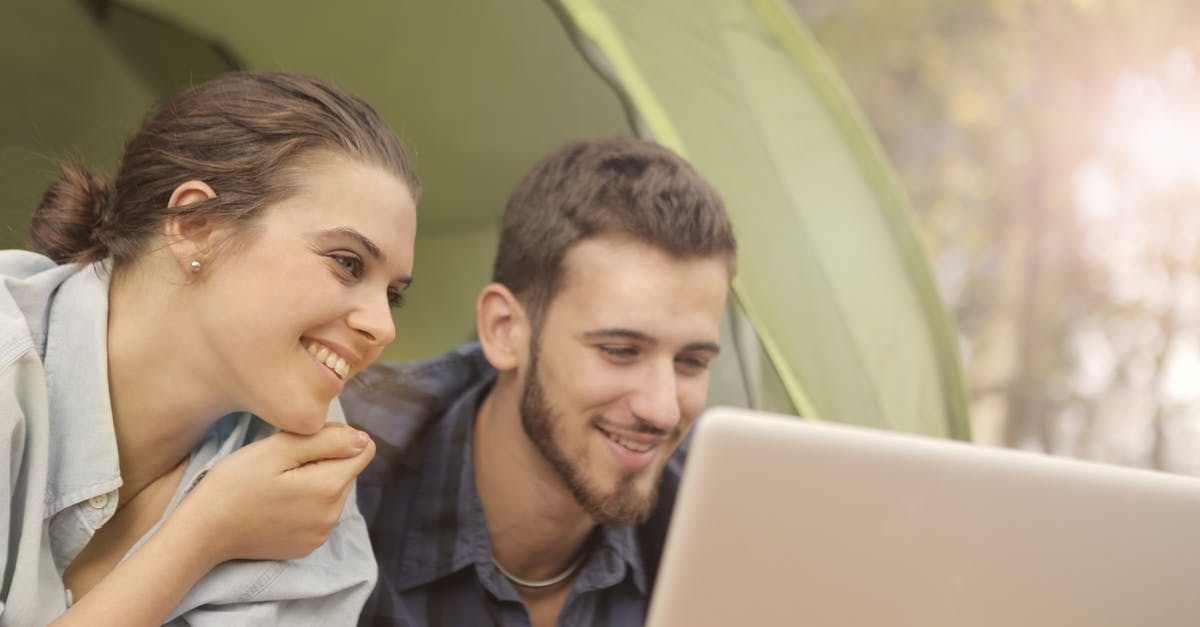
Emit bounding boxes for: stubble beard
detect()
[519,339,660,526]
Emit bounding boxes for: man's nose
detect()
[630,359,683,432]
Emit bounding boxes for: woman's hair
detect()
[29,71,420,268]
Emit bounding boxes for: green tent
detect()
[1,0,970,438]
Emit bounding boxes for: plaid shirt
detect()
[345,344,680,627]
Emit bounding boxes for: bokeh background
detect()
[792,0,1200,473]
[5,0,1200,473]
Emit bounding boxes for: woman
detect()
[0,72,419,625]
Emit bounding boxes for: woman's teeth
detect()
[305,341,350,379]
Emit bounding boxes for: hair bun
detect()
[28,163,112,264]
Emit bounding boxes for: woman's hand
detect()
[51,424,375,626]
[171,422,377,564]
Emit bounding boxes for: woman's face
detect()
[193,156,417,434]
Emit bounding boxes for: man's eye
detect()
[332,254,364,278]
[600,345,638,359]
[676,355,712,374]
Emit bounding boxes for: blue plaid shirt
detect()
[345,344,680,627]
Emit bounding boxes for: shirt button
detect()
[88,493,109,509]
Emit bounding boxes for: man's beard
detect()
[519,340,661,526]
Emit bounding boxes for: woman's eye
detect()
[332,254,364,278]
[388,289,406,309]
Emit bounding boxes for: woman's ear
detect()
[476,283,530,373]
[163,180,218,273]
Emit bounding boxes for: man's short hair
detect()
[491,136,737,324]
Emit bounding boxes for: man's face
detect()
[518,235,729,525]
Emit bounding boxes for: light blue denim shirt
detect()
[0,250,376,626]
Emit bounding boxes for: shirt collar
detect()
[393,370,648,595]
[42,261,122,516]
[594,518,648,593]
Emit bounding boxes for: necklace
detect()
[493,549,589,589]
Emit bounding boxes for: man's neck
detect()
[472,377,596,584]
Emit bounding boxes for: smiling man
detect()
[345,136,736,627]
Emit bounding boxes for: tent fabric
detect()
[1,0,970,438]
[552,0,970,438]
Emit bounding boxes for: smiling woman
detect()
[169,153,417,435]
[0,72,419,625]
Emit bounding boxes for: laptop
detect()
[646,407,1200,627]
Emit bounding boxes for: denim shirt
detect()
[0,250,376,626]
[345,344,681,627]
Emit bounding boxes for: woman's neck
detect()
[105,262,230,500]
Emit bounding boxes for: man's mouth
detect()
[598,427,659,453]
[606,432,654,452]
[303,340,350,380]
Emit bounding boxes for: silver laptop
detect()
[646,407,1200,627]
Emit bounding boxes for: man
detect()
[346,136,736,626]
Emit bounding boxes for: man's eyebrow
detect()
[581,329,721,354]
[583,328,656,344]
[316,226,385,262]
[684,341,721,355]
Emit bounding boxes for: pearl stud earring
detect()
[189,260,202,273]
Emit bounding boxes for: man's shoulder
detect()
[342,343,493,464]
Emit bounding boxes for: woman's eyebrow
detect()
[313,226,385,262]
[310,226,412,286]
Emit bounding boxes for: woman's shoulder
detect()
[0,250,87,364]
[0,250,85,311]
[0,249,59,275]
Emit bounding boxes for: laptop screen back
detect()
[646,407,1200,627]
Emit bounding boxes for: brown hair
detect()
[492,136,736,324]
[29,71,420,268]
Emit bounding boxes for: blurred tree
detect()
[791,0,1200,473]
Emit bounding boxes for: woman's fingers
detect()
[177,424,375,563]
[285,437,376,489]
[267,423,372,469]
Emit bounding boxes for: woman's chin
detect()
[260,401,331,435]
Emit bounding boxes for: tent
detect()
[1,0,970,438]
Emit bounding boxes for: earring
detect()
[189,260,202,273]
